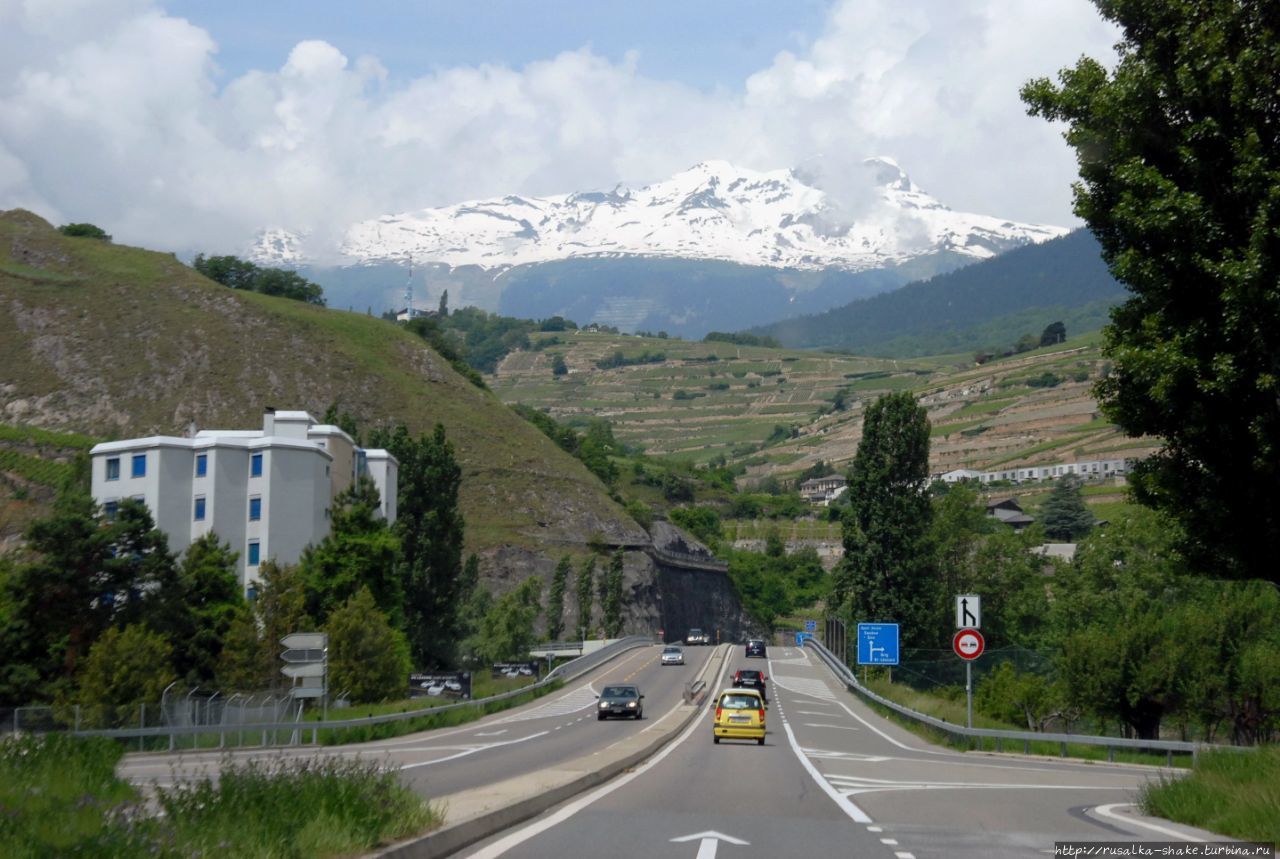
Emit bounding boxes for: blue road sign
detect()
[856,623,900,665]
[804,619,817,632]
[795,631,814,646]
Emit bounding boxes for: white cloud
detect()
[0,0,1119,255]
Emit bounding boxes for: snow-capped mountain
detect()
[250,158,1066,272]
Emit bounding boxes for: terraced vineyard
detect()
[492,330,1158,482]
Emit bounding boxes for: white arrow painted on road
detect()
[670,830,750,859]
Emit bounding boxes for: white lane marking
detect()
[474,730,508,736]
[1093,803,1197,841]
[895,853,916,859]
[803,750,889,762]
[670,831,750,859]
[399,731,549,770]
[796,709,834,715]
[493,685,600,723]
[769,675,838,701]
[464,654,734,858]
[778,718,873,823]
[803,723,860,731]
[867,826,883,832]
[825,772,1115,795]
[881,838,899,845]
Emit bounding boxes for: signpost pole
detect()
[966,661,973,729]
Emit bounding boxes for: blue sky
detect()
[163,0,834,93]
[1,1,1120,254]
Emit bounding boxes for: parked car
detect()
[732,668,768,703]
[661,645,685,666]
[745,639,767,658]
[713,688,766,745]
[597,684,644,720]
[685,628,710,646]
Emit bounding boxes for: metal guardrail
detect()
[801,637,1237,765]
[58,635,655,748]
[645,545,729,573]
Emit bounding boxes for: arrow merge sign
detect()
[955,594,981,629]
[280,632,327,699]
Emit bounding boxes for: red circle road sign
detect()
[953,628,985,660]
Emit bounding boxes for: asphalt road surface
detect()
[462,645,1219,859]
[117,642,716,800]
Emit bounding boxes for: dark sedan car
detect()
[732,669,768,704]
[597,684,644,720]
[745,639,767,658]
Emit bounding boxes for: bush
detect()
[58,223,111,241]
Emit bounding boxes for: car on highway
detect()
[597,684,644,719]
[661,645,685,665]
[685,628,710,646]
[745,638,767,658]
[732,668,768,703]
[713,688,766,745]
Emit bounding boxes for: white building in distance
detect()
[90,409,397,594]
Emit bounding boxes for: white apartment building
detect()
[90,409,398,594]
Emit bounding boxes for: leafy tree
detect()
[1039,321,1066,347]
[57,223,111,241]
[669,506,722,548]
[174,534,244,685]
[215,604,265,691]
[601,550,625,638]
[326,587,412,703]
[574,556,596,640]
[478,577,542,662]
[1014,333,1040,353]
[239,560,313,691]
[1023,1,1280,583]
[546,556,571,641]
[437,289,449,317]
[1039,476,1095,541]
[192,254,325,305]
[0,495,179,703]
[77,624,175,715]
[831,392,934,648]
[976,662,1059,732]
[551,354,568,376]
[299,476,402,626]
[367,424,466,669]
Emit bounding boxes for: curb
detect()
[372,644,728,859]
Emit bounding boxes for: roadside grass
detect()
[0,732,437,858]
[860,676,1191,768]
[1140,746,1280,844]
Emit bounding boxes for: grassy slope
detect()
[0,210,644,555]
[491,328,1157,480]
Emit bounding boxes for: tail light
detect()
[758,708,766,721]
[715,707,723,720]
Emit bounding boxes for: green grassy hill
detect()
[0,210,644,556]
[491,328,1157,483]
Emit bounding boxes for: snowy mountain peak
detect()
[249,158,1066,272]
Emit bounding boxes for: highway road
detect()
[117,642,716,800]
[461,645,1220,859]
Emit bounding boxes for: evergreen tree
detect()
[546,555,571,640]
[367,423,466,668]
[438,289,449,317]
[174,534,244,685]
[1023,0,1280,583]
[326,587,412,703]
[299,476,402,626]
[602,550,625,638]
[574,556,596,640]
[1040,476,1095,541]
[831,392,935,648]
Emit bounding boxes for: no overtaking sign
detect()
[952,628,985,661]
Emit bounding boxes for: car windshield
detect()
[664,647,681,653]
[602,686,635,698]
[721,694,760,709]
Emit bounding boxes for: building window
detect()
[249,496,261,521]
[194,496,206,521]
[106,457,120,481]
[196,454,208,477]
[247,540,260,566]
[103,500,119,519]
[250,452,263,477]
[131,454,146,478]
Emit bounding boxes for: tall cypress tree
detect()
[602,550,625,638]
[832,392,935,649]
[546,555,571,641]
[368,423,466,669]
[574,556,596,640]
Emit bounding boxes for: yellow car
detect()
[712,688,766,745]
